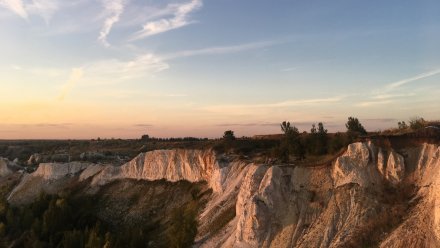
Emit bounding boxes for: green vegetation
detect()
[306,123,328,155]
[167,201,198,248]
[345,117,367,135]
[409,117,427,130]
[0,193,108,247]
[272,121,305,162]
[213,118,365,164]
[270,120,353,163]
[381,117,440,135]
[0,188,201,248]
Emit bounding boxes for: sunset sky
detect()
[0,0,439,139]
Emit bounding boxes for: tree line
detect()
[220,117,367,163]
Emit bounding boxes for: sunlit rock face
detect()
[198,142,440,248]
[6,142,440,247]
[92,149,227,192]
[33,162,90,180]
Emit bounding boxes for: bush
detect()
[409,117,426,130]
[167,201,199,248]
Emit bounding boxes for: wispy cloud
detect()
[371,93,415,100]
[130,0,202,41]
[1,123,72,128]
[0,0,58,22]
[28,0,58,23]
[163,40,283,60]
[11,64,22,70]
[216,122,279,127]
[58,68,84,101]
[55,53,169,96]
[0,0,27,18]
[356,99,395,107]
[384,68,440,92]
[98,0,126,47]
[83,53,169,83]
[86,40,281,83]
[203,97,343,114]
[268,97,341,107]
[357,69,440,107]
[133,123,153,127]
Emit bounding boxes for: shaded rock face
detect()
[6,143,440,247]
[80,151,105,161]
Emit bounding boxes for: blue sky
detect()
[0,0,439,139]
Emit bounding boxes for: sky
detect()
[0,0,439,139]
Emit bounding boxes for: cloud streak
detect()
[130,0,202,41]
[216,122,279,127]
[83,53,169,83]
[82,40,281,84]
[0,0,58,21]
[0,0,27,18]
[356,100,392,107]
[28,0,58,23]
[385,68,440,91]
[58,68,84,101]
[203,97,343,114]
[357,68,440,107]
[163,40,283,60]
[98,0,126,47]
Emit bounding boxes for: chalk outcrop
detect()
[27,153,43,165]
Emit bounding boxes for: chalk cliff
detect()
[6,142,440,247]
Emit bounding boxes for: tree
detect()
[141,134,150,141]
[397,121,408,130]
[281,121,298,135]
[329,132,347,153]
[276,121,304,162]
[317,122,327,135]
[316,122,328,154]
[223,130,236,141]
[345,117,367,135]
[308,122,328,155]
[310,124,317,134]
